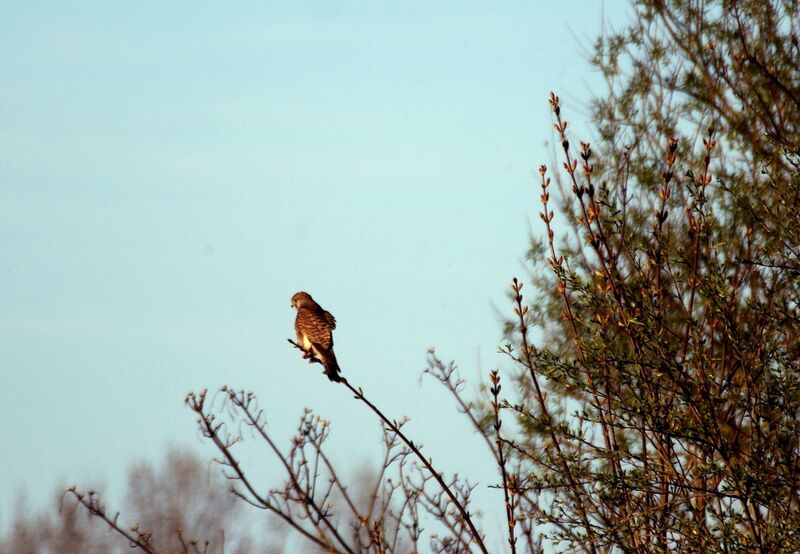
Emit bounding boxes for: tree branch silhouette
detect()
[288,338,489,554]
[63,487,161,554]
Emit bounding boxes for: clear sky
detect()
[0,1,630,547]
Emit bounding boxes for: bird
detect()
[291,291,342,382]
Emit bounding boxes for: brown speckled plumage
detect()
[291,291,341,382]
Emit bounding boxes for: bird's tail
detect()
[319,349,342,383]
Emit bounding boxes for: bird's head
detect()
[291,291,314,309]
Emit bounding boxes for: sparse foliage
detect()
[496,0,800,551]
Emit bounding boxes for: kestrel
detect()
[291,291,342,382]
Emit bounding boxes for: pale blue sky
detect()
[0,1,630,547]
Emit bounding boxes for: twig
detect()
[490,369,517,554]
[64,488,161,554]
[339,379,487,553]
[288,339,489,553]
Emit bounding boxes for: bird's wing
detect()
[322,310,336,329]
[297,308,334,350]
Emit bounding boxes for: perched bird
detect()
[291,291,342,382]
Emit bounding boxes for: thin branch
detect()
[288,338,488,553]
